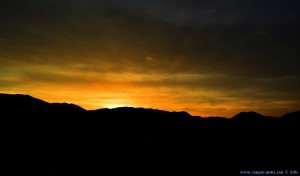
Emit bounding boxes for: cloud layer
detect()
[0,0,299,117]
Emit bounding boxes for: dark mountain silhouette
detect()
[231,111,280,128]
[232,111,264,119]
[281,110,300,122]
[1,93,299,175]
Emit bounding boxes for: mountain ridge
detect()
[1,93,299,175]
[0,93,298,119]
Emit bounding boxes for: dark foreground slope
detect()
[1,94,299,175]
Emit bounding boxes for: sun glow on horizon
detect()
[0,71,297,118]
[1,87,293,118]
[103,104,131,109]
[101,98,135,109]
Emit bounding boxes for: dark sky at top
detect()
[0,0,299,116]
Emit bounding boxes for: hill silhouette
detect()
[1,93,299,175]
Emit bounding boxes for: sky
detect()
[0,0,300,117]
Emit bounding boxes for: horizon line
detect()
[1,93,299,118]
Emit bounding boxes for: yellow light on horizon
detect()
[103,104,130,109]
[101,98,135,109]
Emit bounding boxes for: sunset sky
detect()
[1,0,299,117]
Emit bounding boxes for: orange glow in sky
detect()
[2,69,296,118]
